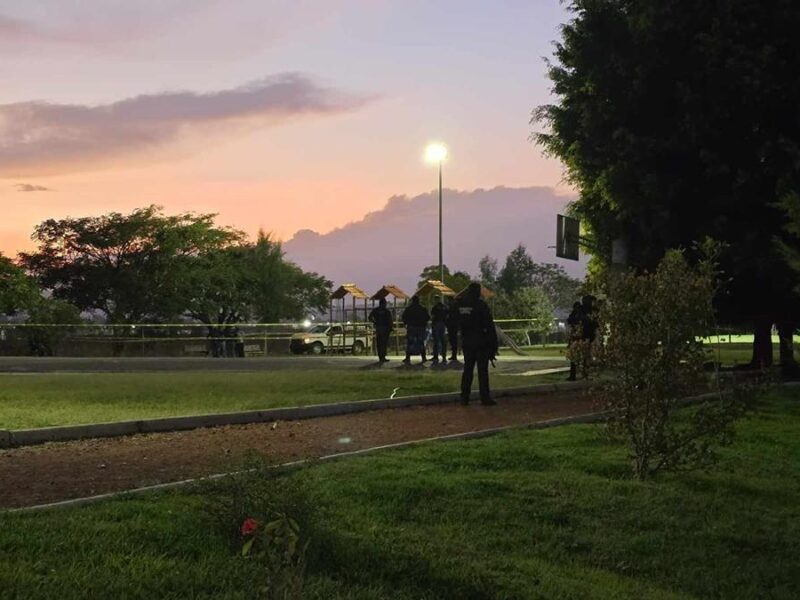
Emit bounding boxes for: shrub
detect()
[592,247,747,479]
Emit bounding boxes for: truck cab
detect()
[289,324,369,355]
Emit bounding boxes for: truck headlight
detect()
[304,338,311,344]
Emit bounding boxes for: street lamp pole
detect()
[438,159,443,283]
[425,142,448,284]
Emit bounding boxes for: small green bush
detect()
[202,460,314,599]
[593,247,748,479]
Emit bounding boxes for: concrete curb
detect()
[0,381,588,449]
[6,408,610,514]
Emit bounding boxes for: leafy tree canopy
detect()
[20,206,243,323]
[535,0,800,329]
[181,231,331,327]
[495,244,582,309]
[0,253,39,315]
[20,209,331,326]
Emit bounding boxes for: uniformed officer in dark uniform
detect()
[430,296,449,364]
[566,301,583,381]
[446,297,460,361]
[457,282,498,405]
[401,295,430,364]
[368,298,394,363]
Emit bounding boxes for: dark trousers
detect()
[447,326,458,359]
[461,347,490,401]
[432,322,447,361]
[405,325,427,361]
[375,327,391,361]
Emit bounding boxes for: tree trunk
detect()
[750,318,773,369]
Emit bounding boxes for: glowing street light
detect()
[425,142,448,283]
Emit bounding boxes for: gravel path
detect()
[0,391,593,509]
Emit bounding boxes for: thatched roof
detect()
[415,280,456,298]
[330,283,369,300]
[454,284,496,300]
[371,284,410,301]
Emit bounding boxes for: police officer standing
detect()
[430,296,448,365]
[446,296,460,361]
[457,282,498,405]
[401,295,430,364]
[369,298,394,364]
[566,300,583,381]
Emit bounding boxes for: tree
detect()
[536,0,800,368]
[478,255,499,288]
[179,232,331,331]
[496,286,554,345]
[495,245,582,309]
[24,297,83,356]
[497,245,535,295]
[417,265,471,294]
[0,253,38,315]
[528,263,583,311]
[247,233,330,323]
[20,206,243,323]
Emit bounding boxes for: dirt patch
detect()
[0,392,594,509]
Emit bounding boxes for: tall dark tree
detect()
[20,206,242,323]
[497,245,536,295]
[0,253,38,315]
[180,232,331,327]
[536,0,800,368]
[478,255,499,289]
[496,245,582,309]
[249,232,330,322]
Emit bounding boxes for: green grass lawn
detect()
[2,388,798,599]
[0,369,549,430]
[521,341,792,366]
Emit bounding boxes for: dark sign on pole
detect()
[556,214,580,261]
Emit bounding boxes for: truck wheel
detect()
[310,342,325,355]
[351,341,365,355]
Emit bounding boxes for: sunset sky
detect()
[0,0,571,257]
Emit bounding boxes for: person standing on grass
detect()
[401,295,430,364]
[566,300,583,381]
[430,296,449,365]
[446,296,460,361]
[369,298,394,364]
[579,294,598,378]
[458,282,498,405]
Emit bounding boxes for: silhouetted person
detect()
[457,282,498,405]
[369,298,394,363]
[446,297,460,361]
[430,296,449,364]
[566,301,583,381]
[577,294,598,379]
[401,295,430,364]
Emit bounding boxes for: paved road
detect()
[0,354,566,374]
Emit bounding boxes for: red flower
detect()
[240,518,259,536]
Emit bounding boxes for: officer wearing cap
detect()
[457,282,498,405]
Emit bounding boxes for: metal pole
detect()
[438,160,443,282]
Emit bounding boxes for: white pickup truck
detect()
[289,324,370,355]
